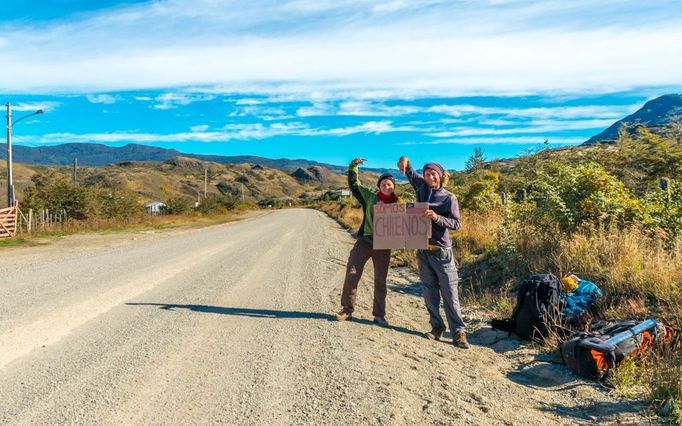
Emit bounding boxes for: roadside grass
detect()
[0,237,29,248]
[468,213,682,423]
[609,344,682,422]
[2,208,256,249]
[314,200,682,423]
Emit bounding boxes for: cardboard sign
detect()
[373,202,431,249]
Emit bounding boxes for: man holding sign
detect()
[336,158,398,327]
[397,156,469,349]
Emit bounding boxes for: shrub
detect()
[460,170,502,214]
[641,181,682,243]
[198,193,238,214]
[516,162,642,231]
[165,196,194,215]
[22,171,92,220]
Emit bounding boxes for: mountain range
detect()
[0,143,402,177]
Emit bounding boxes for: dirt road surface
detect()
[0,209,650,425]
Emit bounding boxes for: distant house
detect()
[321,189,351,201]
[145,201,167,216]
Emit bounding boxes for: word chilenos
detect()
[374,204,429,237]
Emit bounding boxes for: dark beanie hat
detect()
[377,173,396,188]
[423,162,444,178]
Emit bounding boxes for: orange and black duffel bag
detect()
[560,318,674,380]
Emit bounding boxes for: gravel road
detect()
[0,209,650,425]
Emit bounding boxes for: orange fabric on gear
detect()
[629,331,654,358]
[591,350,608,372]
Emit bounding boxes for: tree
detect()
[465,147,486,172]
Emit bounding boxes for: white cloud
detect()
[235,98,265,105]
[24,119,416,144]
[153,92,216,109]
[0,1,680,95]
[398,136,586,145]
[426,104,638,119]
[320,120,417,136]
[38,131,227,143]
[295,100,639,121]
[86,94,120,104]
[229,105,292,120]
[12,102,60,112]
[427,119,615,138]
[475,118,617,130]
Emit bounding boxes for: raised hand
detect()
[397,156,409,174]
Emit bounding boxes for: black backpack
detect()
[491,274,562,341]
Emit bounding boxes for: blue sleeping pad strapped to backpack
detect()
[561,279,603,319]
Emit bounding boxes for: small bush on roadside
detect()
[165,196,195,215]
[197,194,239,214]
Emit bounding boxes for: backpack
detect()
[490,274,562,341]
[560,319,674,380]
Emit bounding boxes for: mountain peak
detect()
[583,94,682,145]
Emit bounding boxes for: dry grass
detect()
[313,201,363,231]
[499,223,682,328]
[474,211,682,422]
[452,209,502,260]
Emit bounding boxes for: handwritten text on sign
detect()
[373,202,431,249]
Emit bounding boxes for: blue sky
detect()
[2,0,681,170]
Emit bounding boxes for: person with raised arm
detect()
[336,158,398,326]
[397,156,469,349]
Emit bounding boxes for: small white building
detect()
[145,201,167,216]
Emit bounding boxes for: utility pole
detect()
[5,103,44,207]
[6,103,13,207]
[204,168,208,198]
[73,157,78,185]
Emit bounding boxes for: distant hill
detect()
[584,94,682,145]
[1,142,402,178]
[2,153,394,207]
[2,156,353,206]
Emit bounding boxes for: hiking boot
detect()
[373,316,389,327]
[335,310,352,321]
[424,326,446,341]
[452,330,470,349]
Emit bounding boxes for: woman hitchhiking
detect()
[397,156,469,349]
[336,158,398,326]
